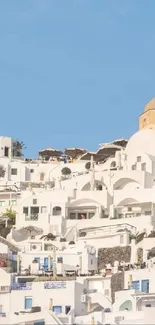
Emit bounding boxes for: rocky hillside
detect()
[98,246,131,269]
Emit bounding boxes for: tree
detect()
[2,208,16,225]
[61,167,71,176]
[85,162,91,170]
[15,140,26,157]
[0,165,5,178]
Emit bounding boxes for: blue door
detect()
[141,279,149,293]
[131,280,140,291]
[53,306,62,313]
[25,297,32,309]
[44,257,48,270]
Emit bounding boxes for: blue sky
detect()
[0,0,155,157]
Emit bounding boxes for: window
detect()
[65,306,71,314]
[33,199,37,205]
[145,304,151,307]
[9,200,16,206]
[69,213,76,220]
[24,296,32,310]
[52,206,61,216]
[141,279,149,293]
[145,211,151,215]
[91,259,93,265]
[120,235,124,244]
[131,280,140,291]
[0,201,5,207]
[30,206,39,215]
[41,206,47,213]
[4,147,9,157]
[137,156,141,162]
[11,168,17,175]
[30,169,34,173]
[141,163,146,171]
[128,207,132,212]
[23,207,28,216]
[53,306,62,313]
[132,164,136,170]
[57,257,63,263]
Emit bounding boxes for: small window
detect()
[132,164,136,170]
[4,147,9,157]
[11,168,17,175]
[9,200,16,206]
[91,259,93,265]
[23,207,28,216]
[30,169,34,173]
[33,199,37,205]
[137,156,141,162]
[41,206,47,213]
[141,163,146,171]
[128,207,132,212]
[0,201,5,207]
[146,304,151,307]
[145,211,151,216]
[57,257,63,263]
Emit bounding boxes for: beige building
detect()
[139,98,155,130]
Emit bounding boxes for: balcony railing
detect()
[25,214,39,221]
[11,283,32,290]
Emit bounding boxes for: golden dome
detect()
[144,98,155,112]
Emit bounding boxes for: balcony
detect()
[11,283,32,290]
[25,214,39,221]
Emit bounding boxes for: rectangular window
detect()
[141,279,149,293]
[24,296,32,310]
[4,147,9,157]
[9,200,16,206]
[57,257,63,263]
[33,199,37,205]
[141,163,146,171]
[23,207,28,216]
[53,306,62,313]
[69,213,76,220]
[65,306,71,314]
[131,280,140,291]
[132,164,136,170]
[145,211,151,215]
[11,168,17,175]
[30,206,39,215]
[137,156,141,162]
[41,206,47,213]
[30,169,34,173]
[0,201,5,207]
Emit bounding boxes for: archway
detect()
[113,178,140,190]
[119,300,132,311]
[52,206,62,216]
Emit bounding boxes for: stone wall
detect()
[111,272,124,303]
[98,246,131,269]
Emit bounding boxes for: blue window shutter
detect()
[131,280,140,291]
[25,297,32,309]
[141,280,149,293]
[53,306,62,313]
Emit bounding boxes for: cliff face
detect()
[111,272,124,303]
[98,246,131,269]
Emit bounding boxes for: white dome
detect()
[126,128,155,157]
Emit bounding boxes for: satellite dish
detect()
[83,288,87,294]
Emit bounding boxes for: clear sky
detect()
[0,0,155,157]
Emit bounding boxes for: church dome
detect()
[126,128,155,157]
[144,98,155,112]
